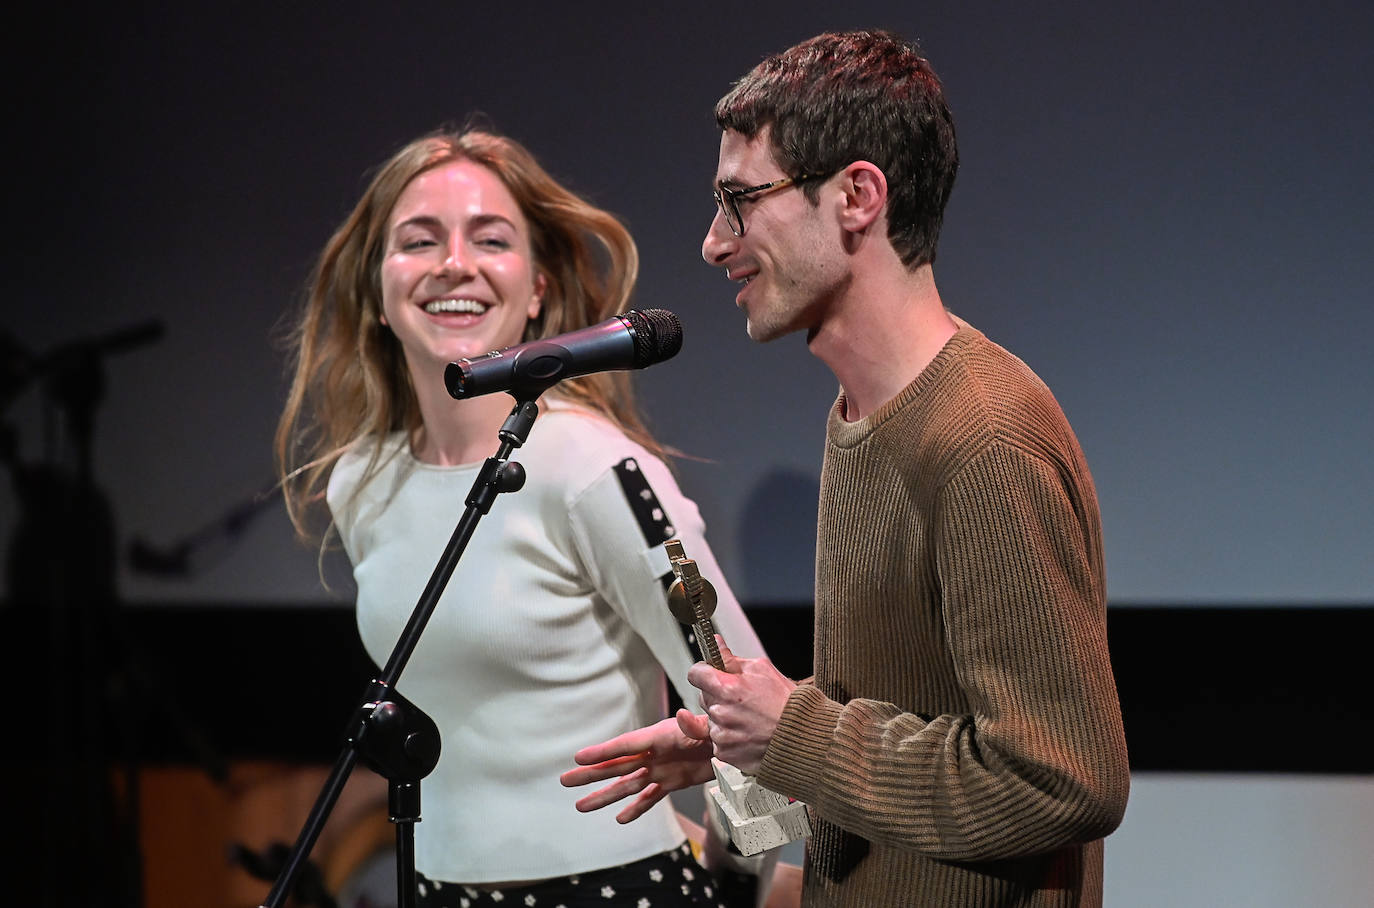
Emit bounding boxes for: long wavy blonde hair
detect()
[275,127,661,541]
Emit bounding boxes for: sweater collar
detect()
[826,317,981,449]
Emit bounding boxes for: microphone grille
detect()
[625,308,683,367]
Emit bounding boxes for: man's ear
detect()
[837,161,888,232]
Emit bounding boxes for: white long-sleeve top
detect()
[328,403,763,883]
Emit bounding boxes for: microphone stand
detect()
[260,396,541,908]
[4,321,164,907]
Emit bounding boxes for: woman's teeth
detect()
[424,299,486,314]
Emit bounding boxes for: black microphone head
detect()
[624,308,683,367]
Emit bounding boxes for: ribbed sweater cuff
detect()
[756,683,844,802]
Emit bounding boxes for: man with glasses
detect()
[564,29,1129,907]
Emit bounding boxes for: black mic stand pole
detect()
[260,396,541,908]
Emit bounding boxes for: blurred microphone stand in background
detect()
[2,321,165,908]
[128,478,281,580]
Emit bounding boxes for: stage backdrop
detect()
[4,0,1371,608]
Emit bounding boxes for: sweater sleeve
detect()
[566,452,765,713]
[756,441,1129,861]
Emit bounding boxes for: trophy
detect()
[664,540,811,856]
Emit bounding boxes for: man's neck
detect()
[807,262,957,422]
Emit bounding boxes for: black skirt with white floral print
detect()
[414,842,757,908]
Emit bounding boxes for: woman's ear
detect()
[528,273,547,321]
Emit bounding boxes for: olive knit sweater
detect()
[755,322,1130,906]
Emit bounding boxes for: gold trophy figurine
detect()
[664,540,812,857]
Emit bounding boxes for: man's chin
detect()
[744,310,784,343]
[745,319,774,343]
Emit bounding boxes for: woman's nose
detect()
[435,239,474,278]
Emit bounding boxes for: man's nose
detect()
[702,208,736,266]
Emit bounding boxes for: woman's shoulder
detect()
[328,432,409,500]
[526,404,668,488]
[532,404,646,455]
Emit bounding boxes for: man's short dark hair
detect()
[716,30,958,268]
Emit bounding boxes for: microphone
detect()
[445,308,683,400]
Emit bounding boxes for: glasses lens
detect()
[717,187,742,236]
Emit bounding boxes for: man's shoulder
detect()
[876,329,1081,477]
[939,329,1068,426]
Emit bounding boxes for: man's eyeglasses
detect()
[712,172,834,237]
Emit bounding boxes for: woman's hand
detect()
[560,710,715,823]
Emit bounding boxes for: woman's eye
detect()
[475,235,511,250]
[400,237,436,251]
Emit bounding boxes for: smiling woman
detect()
[376,159,548,461]
[273,126,773,906]
[276,128,660,494]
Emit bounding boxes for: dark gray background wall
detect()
[5,0,1372,608]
